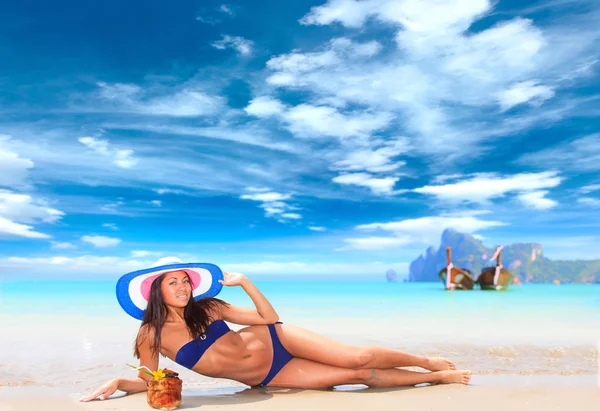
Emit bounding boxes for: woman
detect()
[81,265,471,402]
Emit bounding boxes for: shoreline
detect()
[1,379,599,411]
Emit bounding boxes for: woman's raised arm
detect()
[219,272,279,325]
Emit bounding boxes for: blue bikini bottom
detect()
[255,322,293,388]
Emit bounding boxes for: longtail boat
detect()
[476,245,514,291]
[439,246,475,290]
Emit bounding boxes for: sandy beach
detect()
[2,282,598,411]
[2,380,600,411]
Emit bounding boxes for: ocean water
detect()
[1,280,599,393]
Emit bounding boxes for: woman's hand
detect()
[219,271,249,287]
[80,378,120,402]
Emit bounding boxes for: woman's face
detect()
[160,270,192,308]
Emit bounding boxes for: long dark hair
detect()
[133,272,228,358]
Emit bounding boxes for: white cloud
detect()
[0,217,50,239]
[154,188,185,195]
[240,190,301,222]
[578,184,600,194]
[342,212,506,250]
[308,226,327,232]
[356,214,505,238]
[518,134,600,171]
[0,141,34,189]
[432,174,465,184]
[340,236,412,250]
[51,241,76,249]
[517,190,558,209]
[95,82,224,117]
[1,255,149,276]
[496,80,555,111]
[79,137,139,169]
[4,127,310,201]
[100,201,124,214]
[260,0,600,158]
[150,200,162,207]
[266,37,381,81]
[240,192,292,202]
[283,104,392,139]
[244,96,392,140]
[266,37,381,75]
[333,173,399,195]
[81,235,122,248]
[114,149,138,168]
[331,138,409,173]
[77,136,110,154]
[577,197,600,206]
[414,171,562,205]
[102,223,119,230]
[0,145,62,239]
[144,91,222,116]
[244,97,286,117]
[301,0,374,28]
[558,58,598,82]
[131,250,162,258]
[219,4,233,15]
[196,15,220,25]
[111,123,301,154]
[0,190,64,224]
[301,0,509,40]
[267,48,335,74]
[96,82,140,100]
[212,35,254,56]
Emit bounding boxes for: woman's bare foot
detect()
[423,357,456,371]
[436,370,471,385]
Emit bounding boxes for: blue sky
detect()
[1,0,599,280]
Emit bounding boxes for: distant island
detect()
[409,229,600,284]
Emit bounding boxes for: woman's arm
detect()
[80,325,157,402]
[80,377,148,402]
[219,272,279,325]
[115,377,150,393]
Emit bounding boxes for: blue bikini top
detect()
[175,320,231,369]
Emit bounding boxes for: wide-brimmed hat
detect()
[116,256,224,320]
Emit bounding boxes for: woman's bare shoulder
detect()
[137,323,157,341]
[205,298,229,321]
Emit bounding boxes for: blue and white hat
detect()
[116,256,224,320]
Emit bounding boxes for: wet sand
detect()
[2,376,599,411]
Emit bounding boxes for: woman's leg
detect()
[268,358,471,389]
[276,324,455,371]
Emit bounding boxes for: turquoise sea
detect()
[1,280,599,392]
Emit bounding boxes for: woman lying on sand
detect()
[81,259,471,402]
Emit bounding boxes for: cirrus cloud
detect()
[92,81,225,117]
[212,35,254,56]
[81,235,122,248]
[240,189,301,222]
[332,173,400,195]
[413,171,562,208]
[0,139,34,189]
[0,217,51,239]
[340,211,506,250]
[79,137,139,169]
